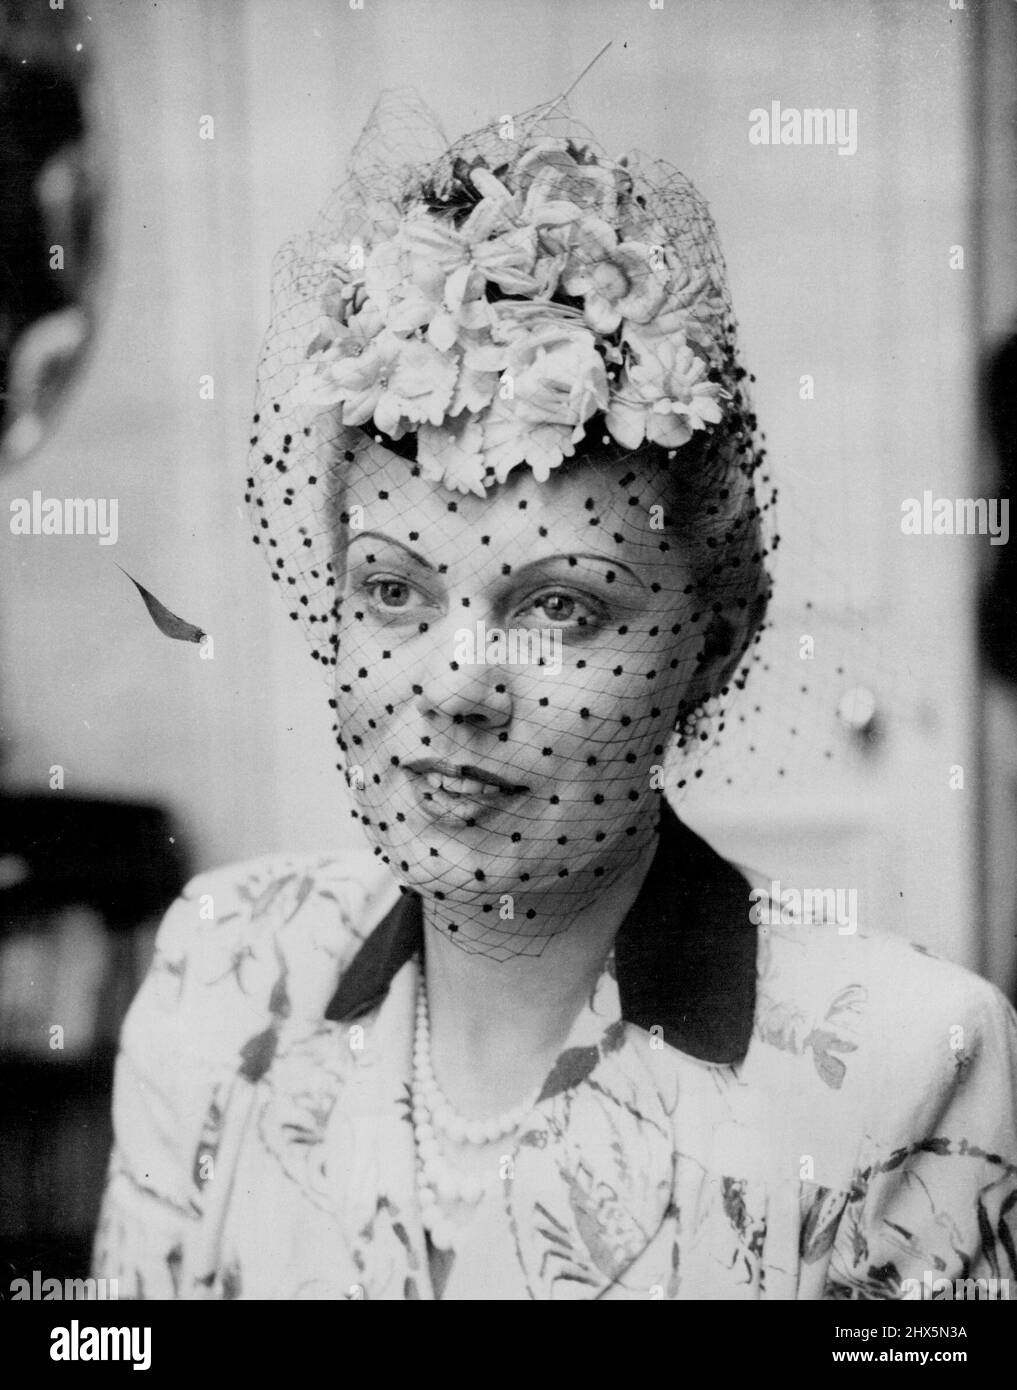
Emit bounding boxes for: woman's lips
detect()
[422,770,504,798]
[404,764,528,821]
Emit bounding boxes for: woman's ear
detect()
[687,590,768,708]
[686,612,737,710]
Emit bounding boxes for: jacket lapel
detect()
[321,952,436,1300]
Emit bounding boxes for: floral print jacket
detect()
[93,808,1017,1300]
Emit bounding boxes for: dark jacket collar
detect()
[325,803,757,1064]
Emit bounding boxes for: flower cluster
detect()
[295,138,730,495]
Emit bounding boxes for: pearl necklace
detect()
[411,972,541,1251]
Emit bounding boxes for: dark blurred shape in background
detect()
[0,0,103,467]
[0,0,133,1287]
[0,794,188,1281]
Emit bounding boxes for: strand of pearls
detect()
[411,971,541,1251]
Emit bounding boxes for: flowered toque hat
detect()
[291,115,736,492]
[247,90,773,682]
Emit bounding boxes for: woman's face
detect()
[333,444,706,933]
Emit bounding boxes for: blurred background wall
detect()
[2,0,1016,1280]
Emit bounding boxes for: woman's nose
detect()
[415,616,513,730]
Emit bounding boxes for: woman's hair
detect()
[661,440,771,703]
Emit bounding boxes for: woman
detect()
[93,93,1017,1300]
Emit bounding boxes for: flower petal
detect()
[582,294,622,336]
[646,413,692,448]
[605,399,647,450]
[426,312,459,353]
[417,419,489,498]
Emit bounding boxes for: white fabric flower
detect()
[296,306,387,409]
[481,322,609,482]
[504,321,609,427]
[417,416,488,497]
[323,333,457,437]
[516,140,619,224]
[482,396,584,485]
[399,208,541,302]
[561,217,670,334]
[312,304,384,362]
[363,241,406,318]
[606,334,726,450]
[448,340,505,416]
[319,332,400,426]
[373,338,459,434]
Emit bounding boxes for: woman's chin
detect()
[381,850,521,901]
[370,838,613,915]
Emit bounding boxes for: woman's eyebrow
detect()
[347,534,647,588]
[512,552,647,589]
[346,530,434,570]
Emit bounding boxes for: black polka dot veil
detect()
[246,92,780,958]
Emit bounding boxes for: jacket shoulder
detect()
[161,847,398,954]
[99,848,399,1284]
[124,847,401,1056]
[755,920,1017,1128]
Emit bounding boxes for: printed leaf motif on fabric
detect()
[755,973,866,1089]
[798,1184,849,1264]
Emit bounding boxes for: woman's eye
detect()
[521,590,603,628]
[363,577,422,613]
[536,593,576,622]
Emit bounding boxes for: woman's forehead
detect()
[342,447,675,573]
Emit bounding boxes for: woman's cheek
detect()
[548,640,685,763]
[513,669,643,774]
[559,642,667,719]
